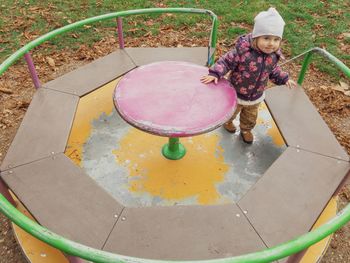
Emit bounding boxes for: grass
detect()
[0,0,349,78]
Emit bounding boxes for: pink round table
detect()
[114,61,237,160]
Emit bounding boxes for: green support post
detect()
[297,51,313,85]
[297,48,350,85]
[162,137,186,160]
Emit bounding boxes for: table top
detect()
[114,61,237,137]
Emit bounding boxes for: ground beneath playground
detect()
[1,31,350,262]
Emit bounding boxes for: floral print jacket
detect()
[209,34,289,102]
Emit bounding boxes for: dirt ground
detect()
[0,32,350,262]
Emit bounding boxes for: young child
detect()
[201,7,295,144]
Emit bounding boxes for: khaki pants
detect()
[227,103,260,131]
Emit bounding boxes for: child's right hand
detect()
[200,75,218,84]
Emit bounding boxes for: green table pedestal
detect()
[162,137,186,160]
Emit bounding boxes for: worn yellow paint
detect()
[300,196,338,263]
[266,120,285,147]
[12,77,331,262]
[257,103,285,147]
[65,79,120,166]
[113,129,229,205]
[10,192,68,263]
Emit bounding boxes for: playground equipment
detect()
[0,8,350,263]
[113,61,237,160]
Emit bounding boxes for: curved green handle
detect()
[1,193,350,263]
[297,47,350,85]
[0,8,218,76]
[1,7,350,263]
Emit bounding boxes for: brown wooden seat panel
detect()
[125,47,208,66]
[43,49,136,97]
[265,86,349,161]
[1,153,123,249]
[103,204,266,260]
[1,88,78,171]
[238,147,350,248]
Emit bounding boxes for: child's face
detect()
[256,35,281,54]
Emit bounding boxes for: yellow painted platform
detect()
[10,192,68,263]
[64,79,287,206]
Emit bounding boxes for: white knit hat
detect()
[252,8,285,38]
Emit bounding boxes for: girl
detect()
[201,8,295,144]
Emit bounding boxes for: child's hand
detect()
[286,79,297,89]
[200,75,218,84]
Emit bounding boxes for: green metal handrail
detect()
[0,193,350,263]
[0,8,218,79]
[1,7,350,263]
[297,47,350,84]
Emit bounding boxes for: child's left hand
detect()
[286,79,297,89]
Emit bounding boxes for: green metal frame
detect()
[0,7,218,78]
[162,137,187,160]
[0,194,349,263]
[1,7,350,263]
[297,47,350,84]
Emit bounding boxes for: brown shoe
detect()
[240,130,253,144]
[224,121,236,133]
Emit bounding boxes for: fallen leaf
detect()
[144,20,154,26]
[28,6,40,11]
[0,87,13,94]
[339,81,349,91]
[23,31,31,40]
[331,85,345,93]
[46,57,55,67]
[127,28,138,33]
[71,33,79,39]
[331,81,350,94]
[342,32,350,39]
[18,101,30,109]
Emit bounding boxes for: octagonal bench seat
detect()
[1,47,269,259]
[0,47,349,262]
